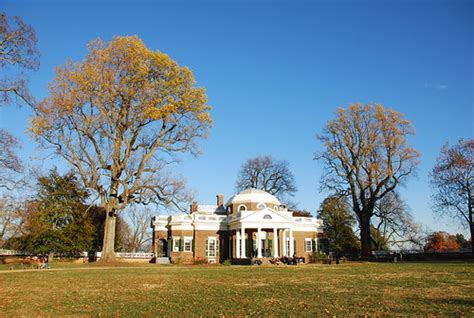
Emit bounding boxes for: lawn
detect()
[0,261,472,316]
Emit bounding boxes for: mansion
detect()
[151,188,325,264]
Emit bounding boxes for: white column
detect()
[273,228,278,258]
[282,229,287,257]
[241,227,246,258]
[289,228,294,257]
[236,230,241,258]
[314,238,318,253]
[257,227,262,258]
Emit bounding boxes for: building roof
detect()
[226,188,281,206]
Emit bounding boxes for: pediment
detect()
[239,208,293,223]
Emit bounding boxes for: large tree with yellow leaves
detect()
[316,104,420,258]
[31,36,211,261]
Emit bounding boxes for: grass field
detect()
[0,261,473,316]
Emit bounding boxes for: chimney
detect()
[216,194,224,207]
[190,201,198,213]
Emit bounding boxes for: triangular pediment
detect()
[238,208,293,223]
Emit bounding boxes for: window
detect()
[257,202,266,210]
[305,239,313,252]
[263,214,272,220]
[206,237,219,258]
[238,204,247,212]
[209,239,216,257]
[184,237,193,252]
[173,237,181,252]
[286,238,296,256]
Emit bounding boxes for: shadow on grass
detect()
[429,297,474,307]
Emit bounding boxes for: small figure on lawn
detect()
[40,256,49,269]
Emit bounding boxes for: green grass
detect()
[0,261,473,316]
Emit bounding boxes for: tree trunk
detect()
[359,212,372,259]
[470,222,473,256]
[101,208,116,262]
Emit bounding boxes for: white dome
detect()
[226,188,280,206]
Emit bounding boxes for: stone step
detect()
[156,257,170,264]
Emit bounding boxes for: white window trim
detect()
[173,236,181,252]
[238,204,247,212]
[183,236,193,252]
[305,238,313,252]
[207,236,217,258]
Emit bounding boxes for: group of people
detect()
[32,255,49,269]
[269,256,304,265]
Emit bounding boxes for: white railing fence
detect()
[95,252,154,259]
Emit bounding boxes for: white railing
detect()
[0,249,18,255]
[292,217,318,224]
[193,214,228,222]
[95,252,154,259]
[197,205,219,213]
[169,214,192,223]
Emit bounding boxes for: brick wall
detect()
[194,229,222,262]
[294,231,319,261]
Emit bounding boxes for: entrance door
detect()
[157,239,168,257]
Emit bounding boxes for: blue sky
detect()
[1,0,473,235]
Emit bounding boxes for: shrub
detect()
[221,259,232,266]
[308,252,329,264]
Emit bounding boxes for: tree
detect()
[431,139,473,254]
[317,196,360,254]
[14,169,94,256]
[0,13,38,190]
[0,128,23,190]
[371,191,423,250]
[122,206,153,252]
[87,205,130,253]
[291,209,313,217]
[31,36,211,261]
[236,156,297,203]
[454,233,470,249]
[0,12,39,107]
[316,104,420,257]
[424,231,460,251]
[0,197,28,247]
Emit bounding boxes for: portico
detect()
[227,205,300,259]
[232,226,294,259]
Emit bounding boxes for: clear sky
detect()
[1,0,473,235]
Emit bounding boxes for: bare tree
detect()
[431,139,473,254]
[0,12,39,107]
[236,156,297,202]
[123,206,153,252]
[30,36,211,261]
[0,197,29,247]
[372,192,423,250]
[316,104,420,257]
[0,128,23,190]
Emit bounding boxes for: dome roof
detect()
[226,188,281,206]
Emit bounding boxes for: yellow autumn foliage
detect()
[31,35,211,135]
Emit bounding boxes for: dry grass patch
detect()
[0,261,472,316]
